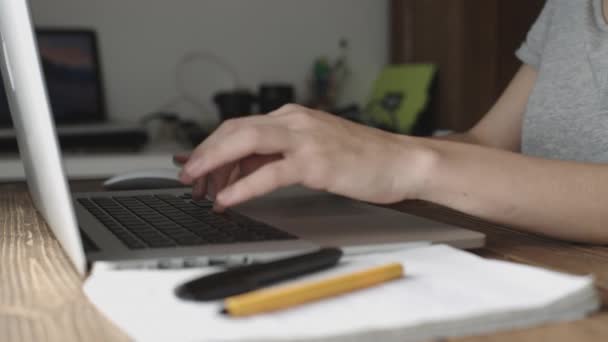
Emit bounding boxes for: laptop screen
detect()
[0,29,105,126]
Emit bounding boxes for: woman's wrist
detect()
[406,137,489,213]
[393,135,443,202]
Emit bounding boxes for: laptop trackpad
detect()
[234,187,464,247]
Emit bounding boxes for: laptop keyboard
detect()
[79,229,100,253]
[77,194,297,250]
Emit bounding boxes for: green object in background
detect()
[364,64,437,134]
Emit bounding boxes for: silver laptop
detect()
[0,0,484,276]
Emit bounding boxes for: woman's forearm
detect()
[433,132,481,145]
[432,131,485,146]
[413,137,608,243]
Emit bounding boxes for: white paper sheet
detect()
[84,245,599,342]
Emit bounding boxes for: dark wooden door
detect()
[390,0,545,131]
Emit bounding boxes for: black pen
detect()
[174,248,343,301]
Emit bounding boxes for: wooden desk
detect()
[2,181,608,341]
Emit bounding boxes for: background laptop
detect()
[0,0,484,276]
[0,28,147,152]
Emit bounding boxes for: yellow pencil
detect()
[223,262,404,317]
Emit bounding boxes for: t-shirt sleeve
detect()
[515,0,555,69]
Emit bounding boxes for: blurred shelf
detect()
[0,152,179,182]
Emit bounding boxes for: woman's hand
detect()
[178,104,436,210]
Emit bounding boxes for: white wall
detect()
[29,0,388,124]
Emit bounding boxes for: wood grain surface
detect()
[0,184,129,342]
[1,181,608,341]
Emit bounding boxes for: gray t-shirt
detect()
[517,0,608,162]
